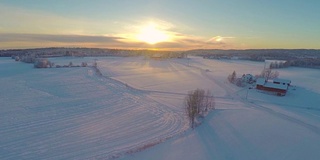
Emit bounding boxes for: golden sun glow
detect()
[136,23,170,44]
[215,37,222,42]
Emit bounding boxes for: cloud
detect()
[207,36,235,43]
[0,33,236,50]
[158,35,236,50]
[0,4,115,35]
[115,20,237,50]
[0,33,122,43]
[129,35,236,50]
[0,33,128,49]
[0,5,237,50]
[0,31,238,50]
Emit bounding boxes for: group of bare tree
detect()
[184,89,215,129]
[269,61,290,69]
[256,68,279,80]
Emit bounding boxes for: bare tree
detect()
[81,62,88,67]
[184,89,215,129]
[259,68,279,80]
[202,90,215,112]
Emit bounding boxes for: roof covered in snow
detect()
[256,77,288,90]
[256,78,266,85]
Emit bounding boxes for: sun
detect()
[136,23,170,44]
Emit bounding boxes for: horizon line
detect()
[1,47,320,52]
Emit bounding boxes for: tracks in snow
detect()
[0,66,188,160]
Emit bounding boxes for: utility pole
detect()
[246,87,252,100]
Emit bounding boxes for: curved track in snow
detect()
[0,59,188,160]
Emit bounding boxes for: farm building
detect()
[256,78,291,96]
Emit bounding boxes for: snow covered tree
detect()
[48,62,54,68]
[235,78,245,87]
[228,71,237,83]
[34,59,50,68]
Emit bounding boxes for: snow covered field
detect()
[1,56,320,160]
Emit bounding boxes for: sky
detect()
[0,0,319,50]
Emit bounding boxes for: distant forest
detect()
[1,48,320,69]
[187,49,320,69]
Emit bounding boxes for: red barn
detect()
[256,78,290,96]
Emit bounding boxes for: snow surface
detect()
[1,56,320,160]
